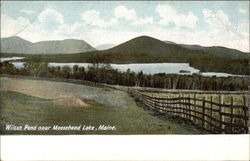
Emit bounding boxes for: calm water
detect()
[1,57,247,77]
[0,57,25,62]
[10,62,200,75]
[50,62,200,74]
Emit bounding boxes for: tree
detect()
[0,62,18,75]
[23,62,49,77]
[72,65,80,79]
[78,66,85,79]
[61,66,71,78]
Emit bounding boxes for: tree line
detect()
[0,61,248,91]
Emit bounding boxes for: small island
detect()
[179,70,191,73]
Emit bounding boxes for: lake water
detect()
[50,63,200,74]
[0,57,247,77]
[0,57,25,62]
[10,62,200,75]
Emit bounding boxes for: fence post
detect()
[173,95,176,116]
[162,96,164,113]
[243,96,248,133]
[169,95,173,115]
[210,96,213,132]
[179,94,183,118]
[177,95,179,117]
[160,96,163,113]
[165,96,168,115]
[171,95,173,115]
[142,92,144,105]
[194,94,197,123]
[184,94,187,119]
[176,95,178,116]
[202,97,206,129]
[181,94,184,118]
[230,96,234,133]
[219,95,225,134]
[164,96,168,114]
[185,94,188,119]
[154,95,156,110]
[188,95,191,121]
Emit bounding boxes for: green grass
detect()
[0,78,204,135]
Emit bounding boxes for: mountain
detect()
[95,44,116,50]
[93,36,249,74]
[0,36,31,54]
[163,40,177,45]
[164,41,250,59]
[1,36,249,75]
[1,36,96,54]
[97,36,217,63]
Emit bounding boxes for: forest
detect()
[0,61,248,91]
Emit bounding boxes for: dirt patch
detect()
[47,96,88,107]
[0,77,136,108]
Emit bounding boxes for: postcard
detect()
[0,0,249,160]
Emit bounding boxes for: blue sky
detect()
[1,1,249,52]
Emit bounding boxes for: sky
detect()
[1,1,249,52]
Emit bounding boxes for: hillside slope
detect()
[164,41,250,59]
[1,36,249,75]
[0,77,202,134]
[96,36,213,63]
[1,36,96,54]
[95,44,116,50]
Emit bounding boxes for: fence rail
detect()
[134,87,248,95]
[129,88,249,134]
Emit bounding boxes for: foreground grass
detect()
[0,77,202,134]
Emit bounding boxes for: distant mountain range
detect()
[1,36,249,60]
[164,41,249,59]
[97,36,249,62]
[1,35,249,75]
[1,36,95,54]
[95,44,116,50]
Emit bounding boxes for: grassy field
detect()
[0,77,202,134]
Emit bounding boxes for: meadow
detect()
[0,77,202,134]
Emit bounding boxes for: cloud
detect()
[38,8,64,30]
[1,5,248,52]
[114,5,137,20]
[114,5,154,26]
[20,9,34,14]
[156,4,198,28]
[202,9,231,28]
[202,9,245,39]
[131,17,154,26]
[1,14,31,37]
[201,9,249,51]
[82,10,117,27]
[82,6,153,27]
[238,9,247,14]
[237,19,249,33]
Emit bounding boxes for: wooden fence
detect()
[129,88,249,134]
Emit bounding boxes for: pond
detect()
[10,62,200,75]
[1,57,247,77]
[50,62,200,75]
[0,57,25,62]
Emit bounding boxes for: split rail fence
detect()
[129,88,249,134]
